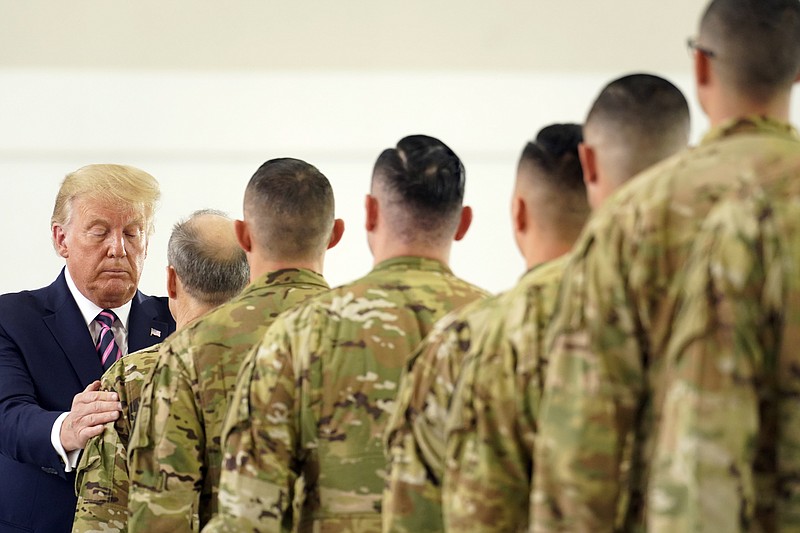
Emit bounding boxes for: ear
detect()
[694,48,711,87]
[453,205,473,242]
[365,194,378,232]
[327,218,345,250]
[234,219,252,253]
[795,69,800,83]
[166,265,178,299]
[52,224,69,258]
[512,195,527,234]
[578,142,598,187]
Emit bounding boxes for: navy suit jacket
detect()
[0,269,175,533]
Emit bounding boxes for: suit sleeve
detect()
[0,316,65,473]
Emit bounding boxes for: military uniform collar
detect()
[246,268,329,294]
[520,253,570,281]
[373,256,453,275]
[700,115,800,146]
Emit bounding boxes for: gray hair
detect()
[167,209,249,307]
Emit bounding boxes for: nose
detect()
[107,231,127,258]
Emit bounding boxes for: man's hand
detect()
[59,381,121,452]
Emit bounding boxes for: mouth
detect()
[102,269,130,277]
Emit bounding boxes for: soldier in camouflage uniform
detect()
[73,209,249,533]
[382,124,589,533]
[532,1,800,531]
[204,134,487,533]
[441,75,690,533]
[126,159,345,532]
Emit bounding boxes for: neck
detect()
[370,235,452,267]
[520,231,574,270]
[707,89,792,128]
[173,299,214,330]
[246,252,323,282]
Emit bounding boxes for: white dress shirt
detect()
[51,268,132,471]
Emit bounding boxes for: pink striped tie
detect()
[95,309,122,371]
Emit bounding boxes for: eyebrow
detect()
[83,217,145,229]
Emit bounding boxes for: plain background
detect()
[1,1,798,296]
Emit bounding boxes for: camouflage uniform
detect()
[73,345,160,533]
[381,296,488,533]
[204,256,487,533]
[127,269,329,532]
[442,255,567,533]
[532,117,800,532]
[649,165,800,531]
[382,256,566,532]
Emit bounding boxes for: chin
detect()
[97,282,136,307]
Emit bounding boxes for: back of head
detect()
[372,134,466,244]
[167,209,250,307]
[517,124,589,238]
[244,158,335,262]
[700,0,800,102]
[51,163,161,237]
[585,73,691,183]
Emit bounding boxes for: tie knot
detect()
[95,309,117,329]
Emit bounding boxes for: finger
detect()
[72,399,123,417]
[73,390,120,405]
[77,423,109,446]
[83,380,101,393]
[81,410,121,429]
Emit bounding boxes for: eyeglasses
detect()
[687,37,716,59]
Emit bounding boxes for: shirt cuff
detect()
[51,412,80,472]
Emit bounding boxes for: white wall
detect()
[0,0,798,296]
[0,69,723,296]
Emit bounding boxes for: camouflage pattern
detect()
[383,258,566,532]
[648,168,800,531]
[203,256,487,533]
[532,117,800,532]
[127,269,329,532]
[72,344,160,533]
[382,295,489,533]
[442,255,568,533]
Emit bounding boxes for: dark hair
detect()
[244,158,335,261]
[585,73,690,180]
[586,73,690,135]
[372,134,465,238]
[700,0,800,100]
[519,123,584,195]
[167,209,249,307]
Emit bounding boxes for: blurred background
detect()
[2,0,794,295]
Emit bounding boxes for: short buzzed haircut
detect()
[585,73,690,183]
[168,209,249,307]
[244,158,335,261]
[372,134,466,243]
[518,124,589,236]
[700,0,800,102]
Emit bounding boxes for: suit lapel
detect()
[128,291,169,352]
[42,272,103,385]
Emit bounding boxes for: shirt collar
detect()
[372,256,453,275]
[64,267,132,329]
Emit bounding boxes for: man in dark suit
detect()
[0,164,176,533]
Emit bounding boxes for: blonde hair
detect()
[51,164,161,239]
